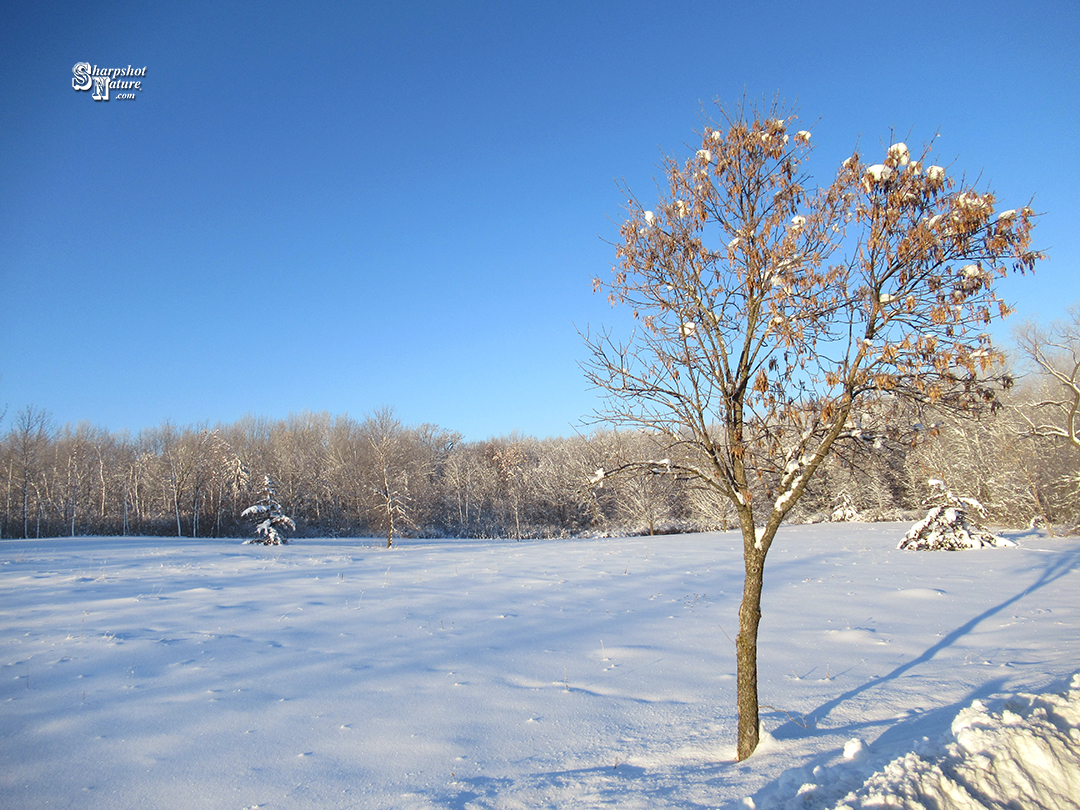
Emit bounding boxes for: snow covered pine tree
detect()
[241,476,296,545]
[899,479,1014,550]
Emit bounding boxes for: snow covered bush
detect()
[241,475,295,545]
[830,491,860,522]
[898,479,1013,550]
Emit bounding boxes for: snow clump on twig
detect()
[887,142,911,166]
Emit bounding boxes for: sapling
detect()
[899,479,1014,550]
[241,476,295,545]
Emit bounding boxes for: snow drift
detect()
[830,674,1080,809]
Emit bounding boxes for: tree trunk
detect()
[98,456,107,520]
[22,474,30,538]
[191,482,201,538]
[736,544,765,760]
[383,468,394,548]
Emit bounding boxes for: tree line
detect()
[0,340,1076,542]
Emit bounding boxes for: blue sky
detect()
[1,1,1077,441]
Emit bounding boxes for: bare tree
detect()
[359,407,454,547]
[56,423,94,536]
[272,411,333,532]
[1012,309,1080,525]
[531,435,602,536]
[599,431,686,534]
[484,436,539,540]
[1014,310,1080,454]
[441,441,483,536]
[10,406,52,538]
[906,406,1044,527]
[326,414,369,534]
[584,98,1040,758]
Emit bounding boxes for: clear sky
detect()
[1,0,1077,441]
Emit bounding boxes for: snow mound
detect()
[831,674,1080,809]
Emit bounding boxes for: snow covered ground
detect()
[2,523,1078,809]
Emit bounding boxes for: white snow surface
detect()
[828,674,1080,809]
[2,524,1078,809]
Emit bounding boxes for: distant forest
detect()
[2,361,1076,541]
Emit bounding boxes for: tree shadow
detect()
[771,542,1080,741]
[737,544,1080,809]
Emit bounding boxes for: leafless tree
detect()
[10,406,52,538]
[530,435,602,536]
[485,436,538,540]
[441,441,484,536]
[1013,310,1080,451]
[1012,310,1080,525]
[584,98,1041,758]
[359,407,457,547]
[54,422,97,536]
[271,411,333,532]
[594,430,687,534]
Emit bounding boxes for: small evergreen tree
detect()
[898,479,1013,550]
[830,490,860,522]
[241,475,295,545]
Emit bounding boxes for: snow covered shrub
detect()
[830,491,860,522]
[898,479,1014,550]
[241,476,295,545]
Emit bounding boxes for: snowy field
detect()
[2,524,1078,809]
